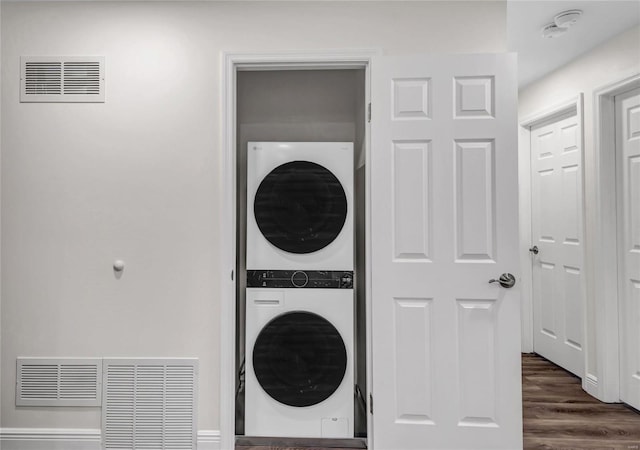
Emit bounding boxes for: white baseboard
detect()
[0,428,221,450]
[197,430,222,450]
[583,373,599,398]
[0,428,102,450]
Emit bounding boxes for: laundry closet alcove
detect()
[220,51,522,450]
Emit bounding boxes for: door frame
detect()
[219,50,377,450]
[518,94,585,360]
[591,72,640,403]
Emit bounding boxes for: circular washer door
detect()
[254,160,347,254]
[252,311,347,407]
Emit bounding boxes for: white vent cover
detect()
[16,358,102,407]
[103,358,198,450]
[20,56,105,102]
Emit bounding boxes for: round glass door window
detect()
[254,161,347,254]
[252,311,347,407]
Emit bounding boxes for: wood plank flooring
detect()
[237,354,640,450]
[523,353,640,450]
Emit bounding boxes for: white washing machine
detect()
[245,271,354,438]
[247,142,354,271]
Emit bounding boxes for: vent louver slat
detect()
[21,56,105,102]
[16,358,102,406]
[103,359,198,450]
[25,62,62,95]
[20,364,59,399]
[64,62,101,95]
[60,364,99,398]
[165,366,196,449]
[105,365,135,449]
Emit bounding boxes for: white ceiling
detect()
[508,0,640,88]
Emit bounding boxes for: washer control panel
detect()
[247,270,354,289]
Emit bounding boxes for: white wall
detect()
[0,0,507,432]
[519,25,640,386]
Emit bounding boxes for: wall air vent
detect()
[16,358,102,407]
[103,358,198,450]
[21,56,105,103]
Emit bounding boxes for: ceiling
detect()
[508,0,640,88]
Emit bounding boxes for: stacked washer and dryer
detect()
[245,141,355,438]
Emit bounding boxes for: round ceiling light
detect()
[541,23,569,38]
[554,9,583,28]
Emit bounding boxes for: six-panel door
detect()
[530,112,585,377]
[371,54,522,450]
[616,87,640,411]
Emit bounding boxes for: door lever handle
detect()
[489,273,516,289]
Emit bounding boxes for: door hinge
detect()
[369,393,373,414]
[367,103,372,123]
[231,270,234,281]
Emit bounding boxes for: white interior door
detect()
[530,112,585,377]
[370,53,521,450]
[616,87,640,411]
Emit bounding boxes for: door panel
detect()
[454,140,496,261]
[392,141,432,260]
[616,87,640,410]
[393,298,434,424]
[371,53,521,450]
[530,112,585,377]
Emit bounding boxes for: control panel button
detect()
[291,271,309,288]
[340,272,353,289]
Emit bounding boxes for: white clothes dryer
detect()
[244,271,354,438]
[247,142,353,271]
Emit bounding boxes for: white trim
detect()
[220,50,377,450]
[0,428,220,450]
[219,50,237,450]
[363,56,374,449]
[520,96,580,129]
[592,72,640,403]
[197,430,222,450]
[0,428,101,450]
[518,94,585,361]
[517,122,534,353]
[584,374,599,399]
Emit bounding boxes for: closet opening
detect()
[233,67,368,447]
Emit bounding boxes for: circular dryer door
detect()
[252,311,347,407]
[254,161,347,254]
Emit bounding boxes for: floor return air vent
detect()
[16,358,103,407]
[20,56,105,102]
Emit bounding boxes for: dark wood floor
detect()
[237,353,640,450]
[523,353,640,450]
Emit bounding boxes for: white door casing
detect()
[616,87,640,411]
[219,51,376,450]
[530,112,585,377]
[370,53,521,450]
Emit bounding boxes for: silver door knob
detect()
[489,273,516,288]
[529,245,539,255]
